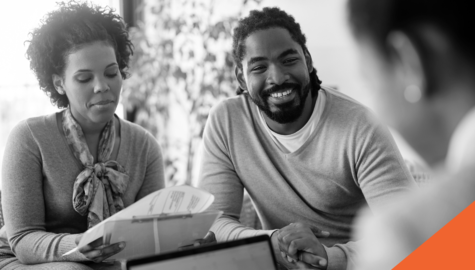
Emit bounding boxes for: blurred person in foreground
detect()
[347,0,475,268]
[0,1,165,269]
[199,7,417,270]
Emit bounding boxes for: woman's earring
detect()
[404,85,422,103]
[56,88,65,95]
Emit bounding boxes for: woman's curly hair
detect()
[26,1,133,108]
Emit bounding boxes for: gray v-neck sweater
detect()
[199,87,417,269]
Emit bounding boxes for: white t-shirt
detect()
[258,89,326,153]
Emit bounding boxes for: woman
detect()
[347,0,475,268]
[0,2,165,269]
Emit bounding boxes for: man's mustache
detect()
[262,83,300,97]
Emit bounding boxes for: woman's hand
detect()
[75,234,125,263]
[179,231,217,250]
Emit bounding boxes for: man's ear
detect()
[387,31,426,96]
[304,49,314,73]
[52,74,66,95]
[234,65,248,92]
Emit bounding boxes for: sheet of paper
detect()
[64,185,215,256]
[105,210,222,260]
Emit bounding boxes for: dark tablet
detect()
[125,234,277,270]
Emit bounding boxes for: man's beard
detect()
[247,82,311,124]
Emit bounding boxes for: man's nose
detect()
[266,65,288,85]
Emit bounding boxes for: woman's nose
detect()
[94,77,110,93]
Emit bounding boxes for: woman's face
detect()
[61,41,122,127]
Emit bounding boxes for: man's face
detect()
[238,27,312,123]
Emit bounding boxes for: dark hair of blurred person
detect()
[348,0,475,168]
[0,1,165,269]
[348,0,475,268]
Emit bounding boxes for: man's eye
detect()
[251,66,266,72]
[283,58,298,64]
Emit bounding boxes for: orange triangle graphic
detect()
[394,201,475,269]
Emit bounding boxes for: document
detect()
[63,185,221,260]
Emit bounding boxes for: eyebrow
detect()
[279,49,299,59]
[248,56,267,66]
[74,63,118,73]
[247,49,300,66]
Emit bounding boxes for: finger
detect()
[309,226,330,238]
[88,242,125,263]
[198,231,217,245]
[288,238,322,259]
[75,234,84,245]
[203,231,216,241]
[280,231,307,250]
[80,237,104,252]
[82,247,105,259]
[296,260,320,270]
[178,243,196,250]
[280,251,286,260]
[300,252,327,268]
[78,242,106,253]
[101,242,125,259]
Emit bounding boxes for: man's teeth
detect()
[270,89,292,98]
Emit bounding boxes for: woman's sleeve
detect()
[1,121,85,264]
[134,132,165,201]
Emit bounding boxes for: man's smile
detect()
[267,88,298,105]
[270,89,293,98]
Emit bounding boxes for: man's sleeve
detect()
[355,117,418,213]
[324,115,418,270]
[198,104,275,241]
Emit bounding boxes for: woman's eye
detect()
[106,72,118,78]
[76,76,91,83]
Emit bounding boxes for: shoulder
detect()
[322,86,382,133]
[120,118,153,138]
[323,86,375,120]
[208,95,256,125]
[119,117,161,150]
[206,95,255,136]
[209,95,250,118]
[8,113,58,142]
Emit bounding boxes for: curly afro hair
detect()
[26,0,133,108]
[232,7,321,95]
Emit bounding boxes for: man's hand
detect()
[272,223,330,269]
[75,234,125,263]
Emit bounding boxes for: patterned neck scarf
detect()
[62,108,129,229]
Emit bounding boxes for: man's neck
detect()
[264,90,317,135]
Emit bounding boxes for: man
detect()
[199,7,417,270]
